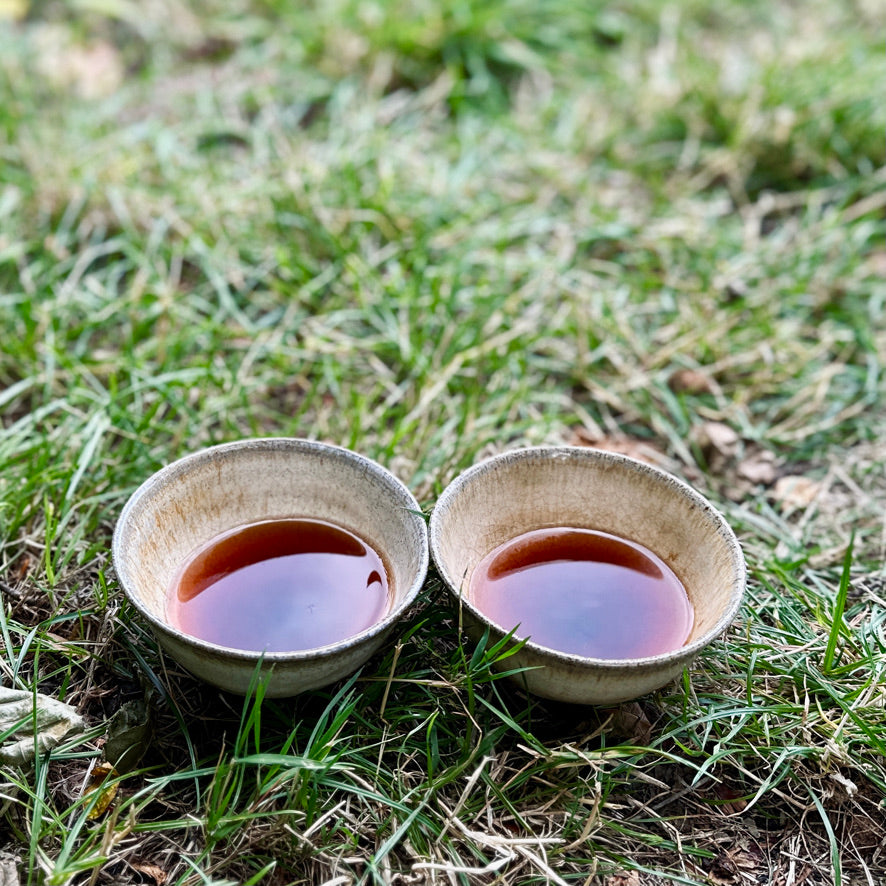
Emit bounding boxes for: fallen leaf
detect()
[709,843,765,885]
[104,699,151,773]
[605,872,641,886]
[602,702,653,745]
[772,475,821,512]
[692,421,742,483]
[736,450,777,485]
[691,422,780,498]
[713,783,747,815]
[131,863,168,886]
[696,421,740,458]
[83,762,119,820]
[568,429,672,467]
[732,846,764,871]
[0,688,85,767]
[710,851,739,884]
[667,368,715,395]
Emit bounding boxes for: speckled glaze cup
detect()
[430,447,746,705]
[113,438,428,697]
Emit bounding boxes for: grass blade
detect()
[823,532,854,673]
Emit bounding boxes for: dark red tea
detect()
[167,518,389,652]
[469,527,693,659]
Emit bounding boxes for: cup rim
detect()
[429,445,747,670]
[113,437,429,663]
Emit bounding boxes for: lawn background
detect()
[0,0,885,883]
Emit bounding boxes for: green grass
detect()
[1,0,885,882]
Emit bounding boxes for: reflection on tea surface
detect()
[469,527,693,659]
[168,518,389,652]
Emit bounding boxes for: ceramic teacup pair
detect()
[112,438,745,705]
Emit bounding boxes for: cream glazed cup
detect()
[429,446,746,705]
[113,438,429,697]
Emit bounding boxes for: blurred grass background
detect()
[1,0,885,883]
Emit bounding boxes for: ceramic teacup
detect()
[113,438,429,697]
[429,446,746,705]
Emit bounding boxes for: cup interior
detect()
[431,447,745,658]
[114,439,427,653]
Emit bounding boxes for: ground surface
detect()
[0,0,884,884]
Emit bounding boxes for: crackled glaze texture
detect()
[113,438,428,697]
[430,447,746,705]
